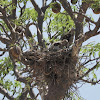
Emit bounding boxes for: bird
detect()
[61,28,75,47]
[49,39,68,52]
[9,45,22,60]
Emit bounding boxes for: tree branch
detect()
[0,48,7,51]
[78,1,89,20]
[0,23,11,39]
[30,0,52,48]
[42,0,46,7]
[79,62,99,80]
[0,15,3,19]
[11,59,28,83]
[0,85,14,100]
[0,6,16,40]
[0,6,13,31]
[28,83,36,99]
[30,0,46,47]
[30,0,41,12]
[12,0,17,19]
[74,1,94,39]
[0,48,6,56]
[72,17,100,56]
[79,1,94,14]
[18,1,26,17]
[81,79,100,85]
[84,17,100,40]
[73,12,96,24]
[25,25,33,38]
[0,36,10,44]
[19,87,28,100]
[81,57,100,66]
[59,0,74,21]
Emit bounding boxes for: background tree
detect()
[0,0,100,100]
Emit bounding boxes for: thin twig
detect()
[79,62,99,80]
[81,79,100,85]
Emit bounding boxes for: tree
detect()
[0,0,100,100]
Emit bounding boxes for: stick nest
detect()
[21,48,78,99]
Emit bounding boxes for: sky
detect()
[0,0,100,100]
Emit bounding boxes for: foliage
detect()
[0,0,100,100]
